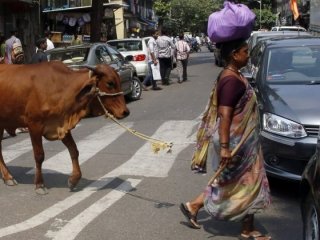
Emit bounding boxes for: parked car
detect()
[301,135,320,240]
[107,37,150,79]
[247,31,311,52]
[46,43,142,101]
[244,36,320,181]
[271,25,307,32]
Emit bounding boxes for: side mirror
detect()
[124,55,134,61]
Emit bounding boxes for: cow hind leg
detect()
[62,132,81,190]
[0,128,18,186]
[29,127,48,195]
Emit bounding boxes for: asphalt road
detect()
[0,47,302,240]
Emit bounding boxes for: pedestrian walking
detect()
[156,28,175,85]
[179,38,271,240]
[30,38,48,64]
[142,30,162,91]
[175,33,190,83]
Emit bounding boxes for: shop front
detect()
[41,0,129,46]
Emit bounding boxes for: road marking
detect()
[0,120,198,238]
[27,122,133,175]
[46,178,141,240]
[107,120,197,178]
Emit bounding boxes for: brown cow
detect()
[0,61,129,194]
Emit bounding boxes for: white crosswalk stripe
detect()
[2,124,81,164]
[26,122,134,175]
[0,120,199,239]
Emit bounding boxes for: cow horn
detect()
[85,65,96,71]
[85,65,96,78]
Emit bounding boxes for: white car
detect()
[108,37,151,79]
[271,26,307,32]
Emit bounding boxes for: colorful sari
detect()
[191,75,271,221]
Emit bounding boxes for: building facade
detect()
[40,0,157,47]
[0,0,41,62]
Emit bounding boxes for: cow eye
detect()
[106,82,115,89]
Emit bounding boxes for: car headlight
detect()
[263,113,307,138]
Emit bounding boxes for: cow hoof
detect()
[4,179,18,186]
[68,179,79,190]
[35,187,48,195]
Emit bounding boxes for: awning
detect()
[140,17,157,27]
[42,3,129,13]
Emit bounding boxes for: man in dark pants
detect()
[156,28,175,85]
[142,30,162,90]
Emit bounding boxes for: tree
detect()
[154,0,224,34]
[252,7,277,30]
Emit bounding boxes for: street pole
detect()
[259,0,262,29]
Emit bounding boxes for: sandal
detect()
[179,203,201,229]
[238,231,272,240]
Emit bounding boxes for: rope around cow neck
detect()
[97,95,173,154]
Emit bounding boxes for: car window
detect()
[48,48,89,64]
[95,45,112,64]
[266,46,320,83]
[107,45,124,62]
[108,40,142,52]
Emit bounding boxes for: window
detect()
[266,46,320,82]
[107,46,123,62]
[95,46,112,64]
[48,48,89,65]
[108,40,142,52]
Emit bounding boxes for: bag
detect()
[207,1,256,43]
[11,41,24,64]
[151,63,161,81]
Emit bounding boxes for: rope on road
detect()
[97,95,173,154]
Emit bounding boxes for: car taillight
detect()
[133,54,146,61]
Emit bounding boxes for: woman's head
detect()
[219,38,249,67]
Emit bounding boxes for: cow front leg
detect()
[0,128,18,186]
[29,128,47,195]
[62,132,81,190]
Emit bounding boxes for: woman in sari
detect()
[179,38,271,240]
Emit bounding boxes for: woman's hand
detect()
[220,148,231,166]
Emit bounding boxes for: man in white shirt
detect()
[175,33,190,83]
[142,30,162,90]
[156,28,175,85]
[45,30,55,51]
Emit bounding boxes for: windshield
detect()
[48,48,90,65]
[266,46,320,83]
[108,40,142,52]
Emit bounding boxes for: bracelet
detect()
[220,143,229,149]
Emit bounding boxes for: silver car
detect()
[46,43,142,101]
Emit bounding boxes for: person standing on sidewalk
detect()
[156,28,175,85]
[142,30,162,91]
[175,33,190,83]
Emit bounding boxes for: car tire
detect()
[302,192,320,240]
[127,76,142,101]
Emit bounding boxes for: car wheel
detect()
[303,192,320,240]
[127,76,142,101]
